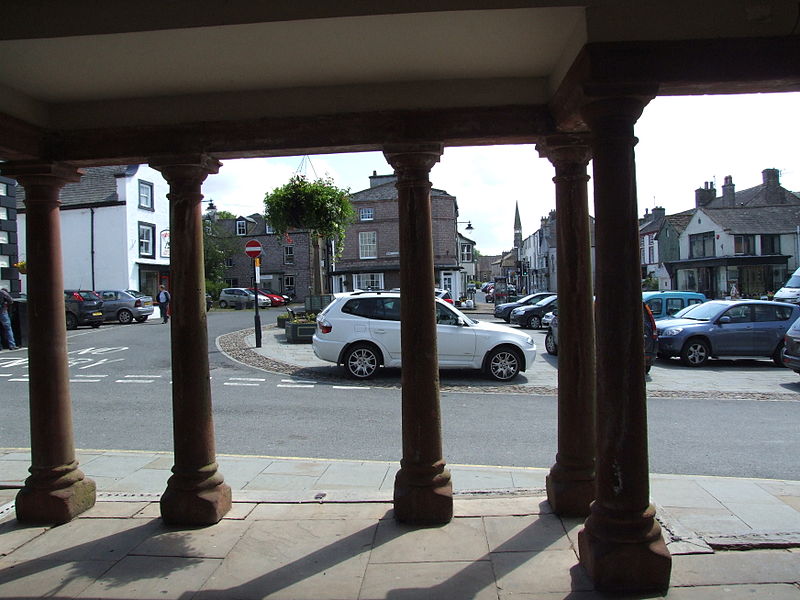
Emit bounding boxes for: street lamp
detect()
[457,220,474,231]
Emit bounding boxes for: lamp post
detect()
[457,220,474,231]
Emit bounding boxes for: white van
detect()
[774,267,800,304]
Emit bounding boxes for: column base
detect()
[160,463,232,525]
[578,504,671,593]
[16,469,96,525]
[393,464,453,525]
[546,469,594,517]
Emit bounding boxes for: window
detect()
[224,278,237,287]
[0,207,6,220]
[138,222,156,258]
[0,182,7,196]
[224,257,233,267]
[284,245,294,264]
[353,272,384,290]
[460,243,473,263]
[342,297,400,320]
[138,181,154,210]
[665,298,683,317]
[284,275,295,290]
[689,232,715,258]
[359,207,374,221]
[761,234,780,255]
[723,305,752,323]
[359,231,377,259]
[734,234,755,255]
[235,220,247,236]
[265,222,275,234]
[754,304,793,322]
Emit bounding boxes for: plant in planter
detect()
[264,175,354,295]
[276,312,291,328]
[285,312,317,343]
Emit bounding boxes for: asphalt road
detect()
[1,307,798,480]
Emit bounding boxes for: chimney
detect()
[762,168,783,204]
[695,181,716,207]
[722,175,735,207]
[369,171,397,188]
[651,206,666,220]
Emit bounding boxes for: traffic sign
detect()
[244,239,262,258]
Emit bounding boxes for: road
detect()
[1,307,799,480]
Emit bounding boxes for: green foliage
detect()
[263,175,354,255]
[216,210,236,219]
[203,219,239,285]
[205,279,226,300]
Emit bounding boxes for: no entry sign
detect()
[244,239,262,258]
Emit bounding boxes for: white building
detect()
[17,165,171,297]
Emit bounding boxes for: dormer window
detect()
[236,219,247,236]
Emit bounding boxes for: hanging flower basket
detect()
[13,261,26,274]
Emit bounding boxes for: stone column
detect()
[577,98,671,592]
[1,161,96,524]
[384,143,453,525]
[150,155,231,525]
[536,136,596,517]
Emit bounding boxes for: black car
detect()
[545,303,658,372]
[782,315,800,374]
[64,290,104,330]
[493,291,556,322]
[509,295,557,329]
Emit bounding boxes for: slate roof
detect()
[702,181,800,208]
[349,181,454,202]
[658,210,695,238]
[701,206,800,234]
[16,165,134,210]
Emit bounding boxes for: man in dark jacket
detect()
[0,287,17,350]
[157,285,171,324]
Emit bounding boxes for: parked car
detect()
[260,287,291,304]
[64,290,104,330]
[313,291,536,381]
[218,288,269,309]
[248,287,285,307]
[541,311,556,329]
[774,267,800,304]
[781,315,800,373]
[494,291,556,322]
[545,304,659,372]
[435,288,454,304]
[642,291,706,320]
[97,289,154,323]
[510,295,558,329]
[656,299,800,367]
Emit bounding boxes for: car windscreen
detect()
[678,301,726,321]
[534,295,557,307]
[784,274,800,288]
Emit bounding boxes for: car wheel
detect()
[680,338,709,367]
[218,300,228,308]
[544,330,558,356]
[118,309,133,324]
[772,340,786,367]
[66,312,78,330]
[528,315,542,329]
[135,316,148,323]
[486,347,521,381]
[344,343,380,379]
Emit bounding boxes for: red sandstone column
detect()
[1,161,96,524]
[150,155,231,525]
[578,98,671,592]
[384,143,453,525]
[536,136,596,517]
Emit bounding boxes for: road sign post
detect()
[244,240,263,348]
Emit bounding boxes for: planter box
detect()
[285,321,316,343]
[276,315,289,328]
[305,294,333,313]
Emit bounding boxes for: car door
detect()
[99,291,120,319]
[435,303,476,365]
[751,303,792,355]
[713,304,754,355]
[368,298,402,361]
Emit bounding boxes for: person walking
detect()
[0,287,18,350]
[157,285,171,324]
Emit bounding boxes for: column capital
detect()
[0,161,82,187]
[536,134,592,167]
[580,97,649,133]
[383,143,443,175]
[149,154,221,182]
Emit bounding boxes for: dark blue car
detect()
[656,300,799,367]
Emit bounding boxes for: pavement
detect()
[1,301,800,598]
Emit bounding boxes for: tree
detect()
[264,175,354,295]
[203,217,238,297]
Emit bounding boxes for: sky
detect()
[202,92,800,256]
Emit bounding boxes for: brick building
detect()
[331,172,461,295]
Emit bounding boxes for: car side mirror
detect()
[457,317,467,327]
[718,316,731,324]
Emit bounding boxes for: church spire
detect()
[513,201,522,250]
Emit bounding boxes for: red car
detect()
[248,287,285,307]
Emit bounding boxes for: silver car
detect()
[98,289,154,324]
[218,287,270,309]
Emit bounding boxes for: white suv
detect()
[313,292,536,381]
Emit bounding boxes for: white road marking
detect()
[73,374,108,378]
[8,378,29,382]
[230,377,266,382]
[115,379,154,384]
[0,374,11,377]
[70,379,102,383]
[281,379,317,384]
[332,385,371,390]
[223,382,260,387]
[125,374,162,378]
[277,384,315,388]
